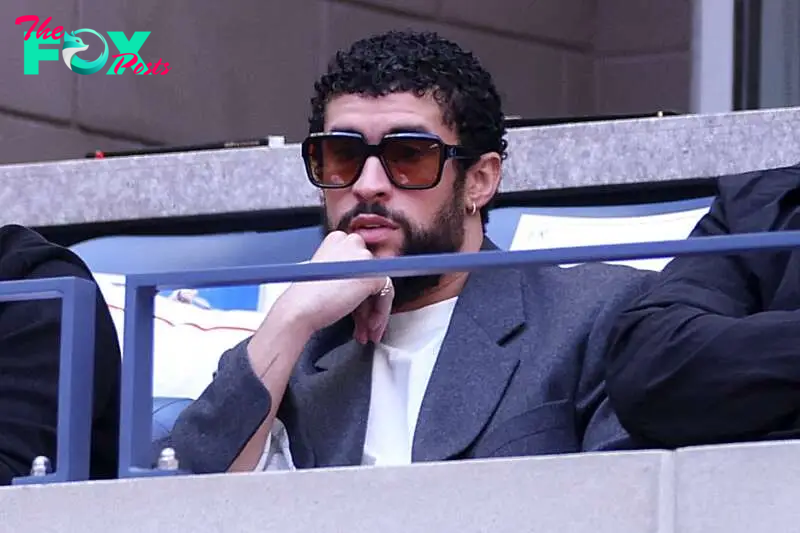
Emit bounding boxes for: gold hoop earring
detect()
[468,202,477,216]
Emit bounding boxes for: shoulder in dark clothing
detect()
[0,224,120,484]
[605,163,800,448]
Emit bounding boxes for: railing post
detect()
[1,277,98,485]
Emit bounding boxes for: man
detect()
[605,164,800,448]
[159,30,653,473]
[0,224,120,483]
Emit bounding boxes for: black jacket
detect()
[606,164,800,448]
[0,224,120,483]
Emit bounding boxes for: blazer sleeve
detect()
[153,339,273,474]
[605,187,800,447]
[576,267,655,452]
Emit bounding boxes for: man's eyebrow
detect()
[385,125,430,134]
[328,127,362,134]
[328,126,431,135]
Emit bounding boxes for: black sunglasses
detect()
[301,131,473,190]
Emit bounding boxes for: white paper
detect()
[509,207,711,271]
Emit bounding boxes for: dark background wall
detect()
[0,0,691,165]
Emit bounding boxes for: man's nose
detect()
[351,156,392,201]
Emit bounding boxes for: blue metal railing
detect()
[0,277,97,485]
[118,230,800,478]
[9,230,800,482]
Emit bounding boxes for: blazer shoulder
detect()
[524,262,653,297]
[517,262,655,322]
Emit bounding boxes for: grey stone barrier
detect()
[2,107,800,228]
[0,441,796,532]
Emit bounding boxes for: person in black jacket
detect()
[0,224,120,484]
[606,163,800,448]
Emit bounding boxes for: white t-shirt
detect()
[362,296,458,465]
[256,296,458,470]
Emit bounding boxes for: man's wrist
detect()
[268,292,315,341]
[247,297,313,375]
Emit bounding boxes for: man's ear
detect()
[464,152,502,211]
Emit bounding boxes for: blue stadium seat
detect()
[152,397,194,441]
[71,197,713,442]
[72,226,324,309]
[71,226,324,274]
[71,196,713,270]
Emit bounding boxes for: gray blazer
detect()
[157,256,653,473]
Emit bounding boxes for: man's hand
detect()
[273,231,394,344]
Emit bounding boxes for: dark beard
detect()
[322,192,465,309]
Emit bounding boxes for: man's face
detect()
[320,92,467,306]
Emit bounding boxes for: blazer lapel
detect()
[297,330,373,468]
[411,264,527,462]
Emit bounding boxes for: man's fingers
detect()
[351,278,393,345]
[325,230,348,242]
[370,293,392,330]
[344,232,367,248]
[313,231,371,264]
[353,300,372,344]
[368,277,394,343]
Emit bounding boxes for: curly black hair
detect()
[309,30,508,225]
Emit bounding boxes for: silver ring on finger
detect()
[379,276,392,297]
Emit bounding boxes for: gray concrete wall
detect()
[2,441,800,533]
[3,107,799,228]
[0,451,674,533]
[1,0,692,165]
[593,0,692,115]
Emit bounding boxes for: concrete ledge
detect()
[5,440,800,532]
[676,440,800,533]
[0,451,671,533]
[2,107,800,228]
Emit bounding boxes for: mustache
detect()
[335,202,403,232]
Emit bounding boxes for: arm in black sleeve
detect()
[0,257,121,484]
[605,193,800,447]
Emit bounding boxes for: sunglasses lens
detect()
[306,136,365,187]
[382,137,443,188]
